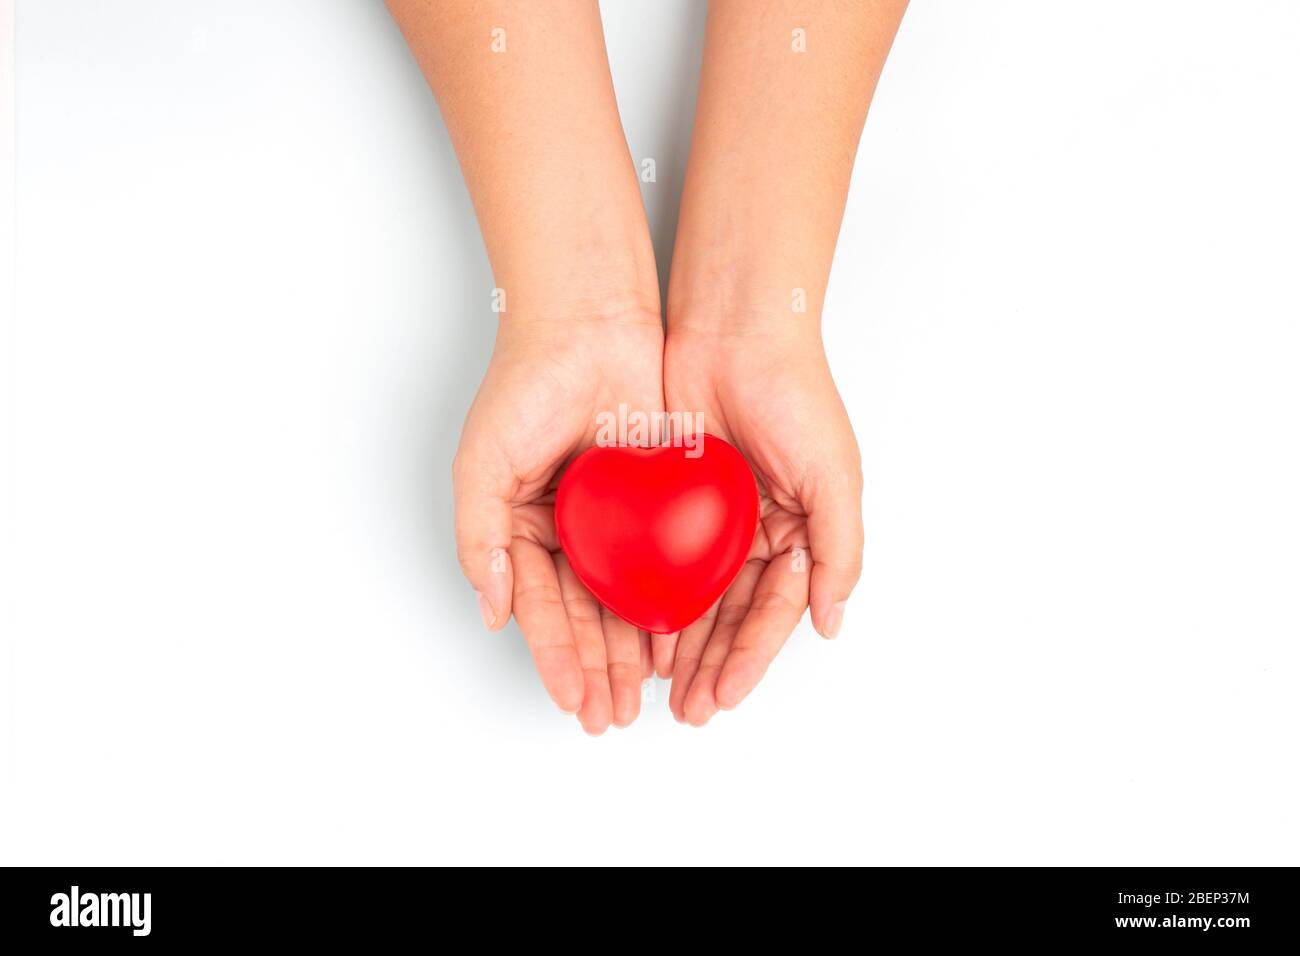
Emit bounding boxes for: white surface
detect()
[3,0,1298,865]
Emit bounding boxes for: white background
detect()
[3,1,1298,865]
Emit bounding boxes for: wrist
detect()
[666,243,829,340]
[497,286,661,327]
[666,276,825,342]
[493,286,663,360]
[491,219,661,335]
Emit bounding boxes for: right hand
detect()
[452,308,666,734]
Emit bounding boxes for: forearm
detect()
[667,0,907,332]
[387,0,658,324]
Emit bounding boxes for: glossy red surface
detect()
[555,435,760,634]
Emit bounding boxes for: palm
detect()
[663,328,863,725]
[455,321,665,733]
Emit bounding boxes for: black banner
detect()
[0,867,1294,945]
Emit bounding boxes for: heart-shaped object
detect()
[556,435,760,634]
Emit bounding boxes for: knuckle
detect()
[562,594,603,624]
[837,555,865,587]
[514,581,565,612]
[749,589,803,615]
[716,603,749,627]
[455,543,483,579]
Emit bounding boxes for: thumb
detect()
[452,449,515,631]
[806,470,865,640]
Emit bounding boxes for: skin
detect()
[387,0,908,730]
[664,0,909,725]
[457,317,663,734]
[387,0,664,734]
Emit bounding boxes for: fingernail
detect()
[476,591,496,629]
[822,600,847,640]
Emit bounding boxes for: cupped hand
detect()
[453,311,667,734]
[662,323,865,726]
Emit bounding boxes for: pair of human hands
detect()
[387,0,902,732]
[453,302,864,733]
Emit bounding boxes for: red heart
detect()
[555,435,760,634]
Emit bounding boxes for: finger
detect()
[452,449,515,631]
[684,560,764,727]
[601,608,642,728]
[509,538,584,715]
[555,555,612,735]
[651,631,680,680]
[670,603,719,723]
[716,552,811,710]
[806,471,865,640]
[639,631,654,682]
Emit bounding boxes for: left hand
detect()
[662,321,865,726]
